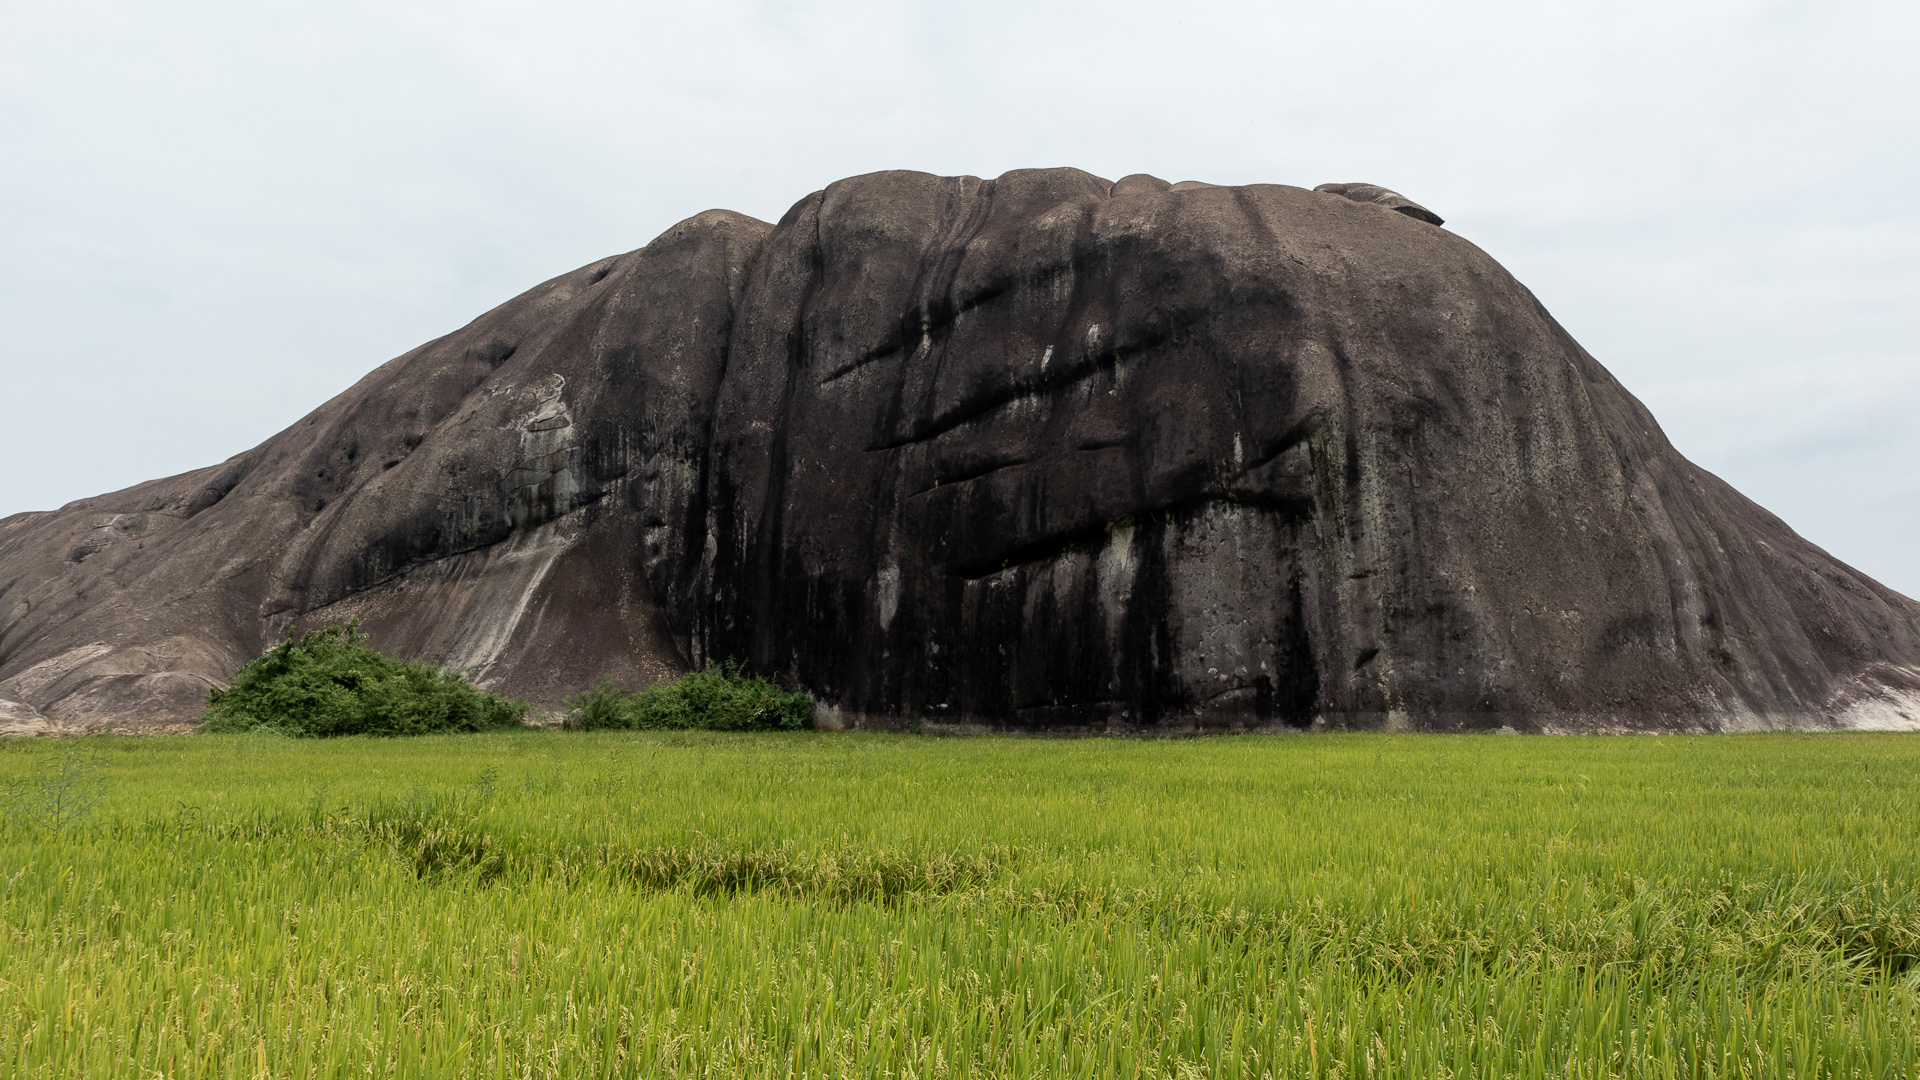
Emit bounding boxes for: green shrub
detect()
[564,663,813,731]
[201,623,528,737]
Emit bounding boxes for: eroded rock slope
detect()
[4,169,1917,732]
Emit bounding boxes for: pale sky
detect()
[4,0,1916,595]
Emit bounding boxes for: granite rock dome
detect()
[4,168,1918,733]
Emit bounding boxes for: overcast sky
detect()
[3,0,1916,595]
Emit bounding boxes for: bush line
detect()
[199,623,813,736]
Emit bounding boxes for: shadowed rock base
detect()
[4,169,1919,733]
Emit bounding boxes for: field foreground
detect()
[2,731,1917,1078]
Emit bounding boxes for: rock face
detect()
[0,697,53,736]
[4,168,1919,733]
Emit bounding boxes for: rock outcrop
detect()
[3,168,1918,733]
[1312,182,1445,226]
[0,697,53,736]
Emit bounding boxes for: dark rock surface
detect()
[4,168,1918,732]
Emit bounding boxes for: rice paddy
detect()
[2,729,1916,1077]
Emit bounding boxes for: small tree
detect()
[202,623,527,736]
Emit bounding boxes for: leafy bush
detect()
[201,623,528,736]
[564,663,813,731]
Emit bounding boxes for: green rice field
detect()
[2,730,1917,1078]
